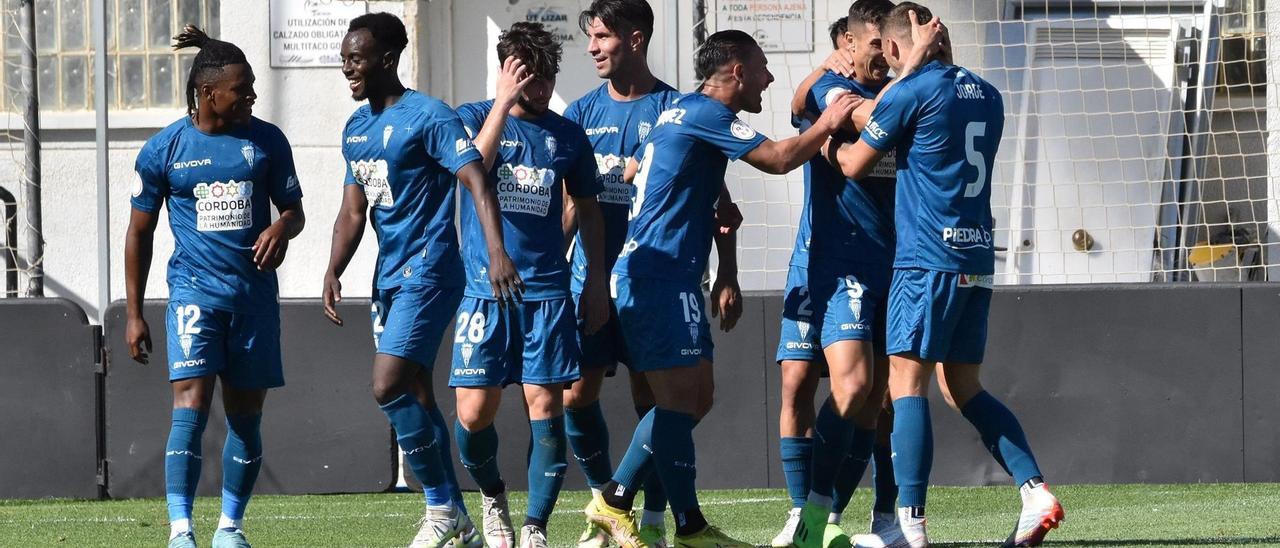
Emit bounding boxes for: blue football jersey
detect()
[564,81,681,294]
[343,90,483,290]
[861,61,1004,274]
[132,116,303,314]
[790,71,896,270]
[613,92,767,282]
[456,100,602,301]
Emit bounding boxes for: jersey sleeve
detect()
[811,75,854,112]
[130,142,169,213]
[341,116,360,187]
[424,107,483,174]
[692,106,768,161]
[266,127,304,207]
[564,129,603,198]
[861,82,919,152]
[455,102,485,140]
[562,98,581,125]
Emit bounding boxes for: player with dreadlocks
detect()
[125,25,305,548]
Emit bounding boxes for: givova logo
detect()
[350,159,393,207]
[173,158,212,170]
[496,163,553,216]
[193,180,254,232]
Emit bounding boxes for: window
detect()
[1,0,220,111]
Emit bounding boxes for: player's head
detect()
[498,22,562,115]
[829,17,850,49]
[878,2,949,71]
[341,12,408,101]
[695,30,772,113]
[174,25,254,127]
[579,0,654,78]
[845,0,894,83]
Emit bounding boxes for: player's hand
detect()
[487,251,525,307]
[322,274,344,326]
[580,275,609,335]
[715,200,743,235]
[904,10,948,73]
[822,47,857,78]
[710,275,742,332]
[817,93,864,134]
[125,316,153,364]
[252,223,289,271]
[495,56,533,110]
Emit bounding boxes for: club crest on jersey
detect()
[382,125,394,148]
[796,319,811,341]
[240,145,255,168]
[687,323,699,343]
[638,121,652,142]
[545,136,558,159]
[730,118,757,140]
[179,334,193,359]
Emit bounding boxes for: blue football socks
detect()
[566,401,613,490]
[165,407,208,525]
[780,436,813,508]
[961,391,1043,486]
[455,421,505,496]
[526,417,568,524]
[221,413,263,524]
[891,397,933,509]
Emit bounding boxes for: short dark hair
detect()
[498,22,563,80]
[579,0,654,48]
[694,29,758,81]
[849,0,896,32]
[880,2,934,42]
[828,17,848,49]
[347,12,409,57]
[173,25,249,115]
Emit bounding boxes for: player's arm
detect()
[710,217,742,332]
[825,138,886,181]
[473,56,533,171]
[457,161,524,304]
[791,48,856,123]
[741,93,862,175]
[571,194,608,334]
[124,207,159,364]
[715,183,742,235]
[322,184,367,325]
[561,184,578,256]
[253,200,304,272]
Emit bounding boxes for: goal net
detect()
[710,0,1273,288]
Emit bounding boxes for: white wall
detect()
[12,0,996,320]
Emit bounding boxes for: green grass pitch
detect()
[2,484,1277,547]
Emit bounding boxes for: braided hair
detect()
[172,25,249,116]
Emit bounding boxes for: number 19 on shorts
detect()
[678,292,701,323]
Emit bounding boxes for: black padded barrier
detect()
[0,298,99,499]
[1242,285,1280,482]
[4,284,1276,500]
[103,299,395,498]
[934,284,1245,485]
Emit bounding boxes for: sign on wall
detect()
[523,2,586,47]
[270,0,369,68]
[716,0,814,53]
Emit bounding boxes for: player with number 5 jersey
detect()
[587,29,860,548]
[830,4,1064,547]
[124,27,305,548]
